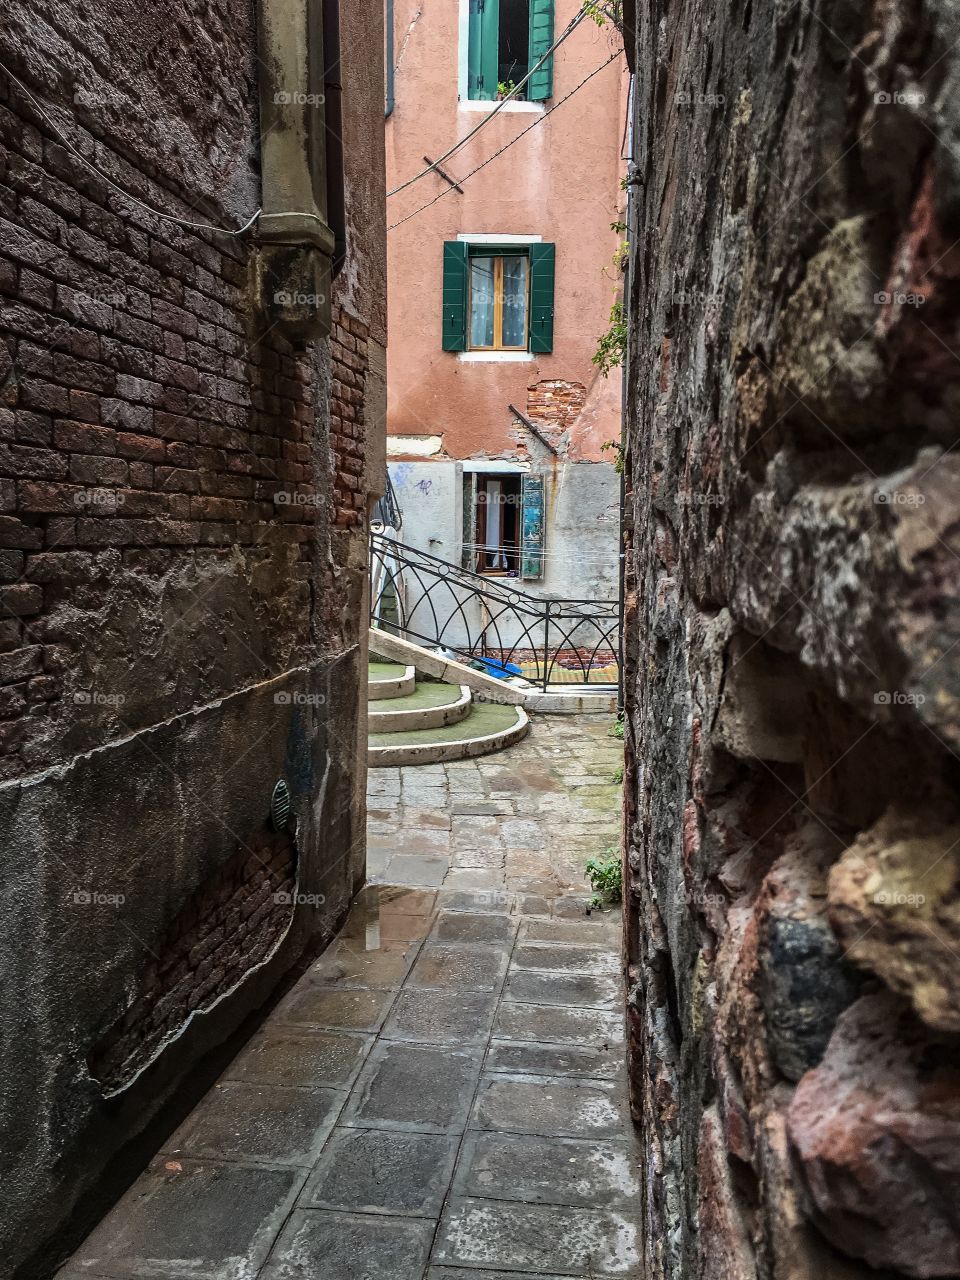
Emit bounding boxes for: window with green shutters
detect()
[441,241,555,354]
[466,0,554,103]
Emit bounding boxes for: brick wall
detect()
[90,830,297,1094]
[525,378,587,433]
[0,78,373,781]
[330,309,368,532]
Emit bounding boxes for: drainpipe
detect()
[322,0,347,279]
[385,0,395,118]
[257,0,336,338]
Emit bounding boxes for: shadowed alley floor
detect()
[60,717,636,1280]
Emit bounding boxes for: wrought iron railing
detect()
[369,531,619,692]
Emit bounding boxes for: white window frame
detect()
[457,0,546,112]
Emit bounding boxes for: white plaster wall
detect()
[382,459,620,657]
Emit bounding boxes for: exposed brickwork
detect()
[89,830,296,1093]
[525,379,587,434]
[330,308,368,530]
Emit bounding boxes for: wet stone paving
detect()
[367,714,623,905]
[61,716,636,1280]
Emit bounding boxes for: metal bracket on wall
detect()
[509,403,559,455]
[423,155,465,193]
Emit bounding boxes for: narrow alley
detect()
[58,715,636,1280]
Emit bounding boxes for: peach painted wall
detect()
[385,0,628,463]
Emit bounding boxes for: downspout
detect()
[385,0,395,118]
[322,0,347,279]
[256,0,336,338]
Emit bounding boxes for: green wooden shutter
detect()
[442,242,469,351]
[527,0,555,101]
[529,242,555,353]
[468,0,499,100]
[520,473,545,579]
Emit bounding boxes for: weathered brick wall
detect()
[623,1,960,1278]
[0,0,385,1271]
[331,309,368,532]
[90,831,296,1093]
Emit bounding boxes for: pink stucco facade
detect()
[385,1,628,463]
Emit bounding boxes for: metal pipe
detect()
[322,0,347,279]
[385,0,395,118]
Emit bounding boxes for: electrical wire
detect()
[386,5,592,198]
[0,60,262,238]
[388,53,620,231]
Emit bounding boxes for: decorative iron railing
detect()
[369,531,619,692]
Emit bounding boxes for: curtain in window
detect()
[482,479,507,570]
[470,256,495,348]
[502,255,528,348]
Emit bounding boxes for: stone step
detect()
[368,681,472,733]
[367,660,415,700]
[368,702,530,768]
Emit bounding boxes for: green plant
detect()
[583,0,624,30]
[497,79,517,98]
[586,852,622,907]
[593,299,627,377]
[609,713,624,740]
[600,438,624,474]
[613,764,624,784]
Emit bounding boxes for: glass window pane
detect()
[501,255,528,348]
[470,256,495,347]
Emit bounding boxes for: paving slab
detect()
[273,985,395,1032]
[431,910,518,944]
[376,854,450,887]
[511,941,622,975]
[307,938,420,987]
[494,1001,623,1047]
[470,1073,630,1139]
[221,1029,372,1088]
[68,1159,303,1279]
[504,970,621,1009]
[453,1131,641,1207]
[340,1041,483,1133]
[428,1271,581,1280]
[434,1196,640,1276]
[382,987,499,1045]
[407,942,511,990]
[519,916,621,944]
[435,890,515,914]
[261,1210,434,1280]
[302,1128,459,1216]
[486,1038,624,1080]
[162,1082,345,1168]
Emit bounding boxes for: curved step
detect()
[368,704,530,768]
[367,661,415,700]
[369,682,472,733]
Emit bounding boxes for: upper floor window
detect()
[467,0,555,102]
[442,240,556,354]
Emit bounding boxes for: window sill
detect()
[457,350,536,363]
[459,98,546,114]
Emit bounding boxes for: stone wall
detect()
[622,1,960,1278]
[0,0,385,1273]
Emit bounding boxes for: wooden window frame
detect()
[468,251,530,352]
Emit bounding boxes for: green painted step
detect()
[369,701,529,767]
[369,680,471,733]
[367,660,415,700]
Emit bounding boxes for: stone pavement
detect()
[60,885,639,1280]
[367,713,624,908]
[60,714,633,1280]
